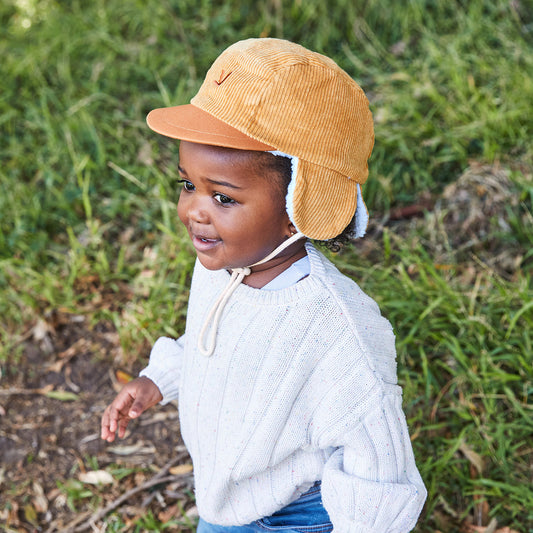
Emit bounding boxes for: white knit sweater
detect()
[140,243,426,531]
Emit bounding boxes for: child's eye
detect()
[213,193,235,205]
[178,179,195,192]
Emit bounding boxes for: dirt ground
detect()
[0,163,529,532]
[0,312,196,532]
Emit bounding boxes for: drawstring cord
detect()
[197,267,250,356]
[198,232,306,356]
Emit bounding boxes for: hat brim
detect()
[146,104,275,151]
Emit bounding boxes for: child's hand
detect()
[100,376,163,442]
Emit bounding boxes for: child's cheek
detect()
[177,193,188,226]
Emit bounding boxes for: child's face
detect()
[177,141,297,276]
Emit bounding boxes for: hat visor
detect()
[290,159,364,241]
[146,104,275,151]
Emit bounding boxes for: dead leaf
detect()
[5,501,19,526]
[169,463,193,475]
[158,503,181,523]
[463,516,521,533]
[32,318,54,353]
[32,318,54,341]
[36,384,55,395]
[186,505,199,518]
[64,365,81,393]
[45,390,79,401]
[46,338,89,373]
[24,503,39,526]
[32,481,48,513]
[119,226,135,244]
[47,487,61,502]
[107,441,156,455]
[459,441,484,475]
[466,526,520,533]
[116,369,134,384]
[79,470,114,485]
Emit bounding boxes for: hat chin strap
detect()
[198,232,306,356]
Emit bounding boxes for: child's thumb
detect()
[129,396,147,418]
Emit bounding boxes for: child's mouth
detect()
[192,234,220,252]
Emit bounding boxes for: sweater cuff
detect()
[139,336,183,404]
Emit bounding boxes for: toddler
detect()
[101,38,427,532]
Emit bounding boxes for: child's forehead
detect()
[179,141,279,173]
[178,141,287,184]
[179,140,261,158]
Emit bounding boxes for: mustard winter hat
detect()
[147,38,374,240]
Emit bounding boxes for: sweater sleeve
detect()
[321,392,426,533]
[139,335,185,404]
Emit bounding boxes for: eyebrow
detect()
[178,166,242,190]
[206,178,242,190]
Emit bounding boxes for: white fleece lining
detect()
[268,150,300,233]
[352,184,368,239]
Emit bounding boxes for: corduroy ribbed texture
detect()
[148,38,374,240]
[140,244,426,531]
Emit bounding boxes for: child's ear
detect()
[288,221,297,236]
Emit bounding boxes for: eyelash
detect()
[178,179,195,192]
[213,193,235,205]
[177,179,235,206]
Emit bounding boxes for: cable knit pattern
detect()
[140,243,426,531]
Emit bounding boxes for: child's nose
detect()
[186,196,210,224]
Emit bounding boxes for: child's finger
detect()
[101,407,116,441]
[101,401,127,441]
[117,416,131,439]
[129,397,147,418]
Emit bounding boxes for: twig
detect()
[46,338,89,373]
[64,452,191,532]
[74,475,188,531]
[0,384,54,397]
[77,474,186,528]
[44,510,92,533]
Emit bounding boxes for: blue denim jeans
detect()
[197,482,332,533]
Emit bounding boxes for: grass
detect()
[1,0,532,531]
[364,244,532,526]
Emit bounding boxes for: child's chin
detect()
[196,254,225,272]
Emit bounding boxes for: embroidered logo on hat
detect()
[215,70,232,86]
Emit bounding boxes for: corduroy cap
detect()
[147,38,374,240]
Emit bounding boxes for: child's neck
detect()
[238,242,308,289]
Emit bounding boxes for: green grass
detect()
[355,242,532,527]
[1,0,532,531]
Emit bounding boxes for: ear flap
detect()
[268,151,369,240]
